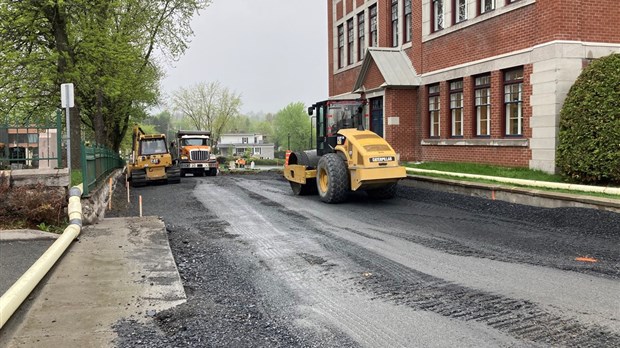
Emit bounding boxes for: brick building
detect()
[328,0,620,172]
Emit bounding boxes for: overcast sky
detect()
[159,0,328,115]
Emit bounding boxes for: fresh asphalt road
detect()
[113,172,620,347]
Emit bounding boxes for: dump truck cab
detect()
[175,130,218,177]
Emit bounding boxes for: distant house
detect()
[218,133,275,159]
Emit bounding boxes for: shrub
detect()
[0,176,67,230]
[556,53,620,185]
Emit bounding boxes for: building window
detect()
[429,84,441,137]
[347,18,354,65]
[504,68,523,136]
[475,74,491,136]
[242,137,248,144]
[432,0,444,32]
[404,0,412,43]
[391,0,399,47]
[369,5,378,47]
[337,24,344,68]
[480,0,495,14]
[357,12,365,61]
[254,147,261,154]
[454,0,467,23]
[450,80,463,137]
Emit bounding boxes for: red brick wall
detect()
[356,0,365,7]
[421,0,620,73]
[377,0,391,47]
[333,66,362,95]
[346,0,353,15]
[489,71,503,137]
[408,1,423,73]
[420,145,531,167]
[384,89,417,161]
[336,1,343,21]
[577,1,620,42]
[361,62,385,91]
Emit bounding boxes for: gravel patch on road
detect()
[107,174,358,348]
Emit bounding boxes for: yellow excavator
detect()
[127,125,180,187]
[284,99,406,203]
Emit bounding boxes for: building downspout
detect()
[0,184,83,329]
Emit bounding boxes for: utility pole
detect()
[288,133,290,150]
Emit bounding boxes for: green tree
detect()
[254,118,275,145]
[146,111,173,138]
[0,0,210,154]
[172,81,242,144]
[222,114,251,133]
[557,53,620,185]
[274,102,311,151]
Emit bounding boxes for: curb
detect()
[403,175,620,213]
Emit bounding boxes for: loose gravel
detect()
[105,171,620,347]
[108,173,358,348]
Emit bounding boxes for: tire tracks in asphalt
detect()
[222,176,620,348]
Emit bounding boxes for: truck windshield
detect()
[326,101,364,136]
[141,139,167,155]
[181,138,209,146]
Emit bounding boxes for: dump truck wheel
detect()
[209,168,218,176]
[317,153,349,203]
[366,183,397,200]
[290,178,318,196]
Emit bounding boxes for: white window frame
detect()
[480,0,495,14]
[450,80,464,137]
[391,0,399,47]
[475,75,491,136]
[504,69,523,136]
[404,0,412,42]
[429,85,441,137]
[357,12,366,61]
[369,5,378,47]
[456,0,468,23]
[337,24,344,68]
[433,0,444,32]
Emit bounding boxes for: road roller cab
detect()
[284,99,406,203]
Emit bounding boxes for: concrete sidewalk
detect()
[0,217,186,348]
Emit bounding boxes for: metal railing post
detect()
[56,110,62,169]
[80,141,88,196]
